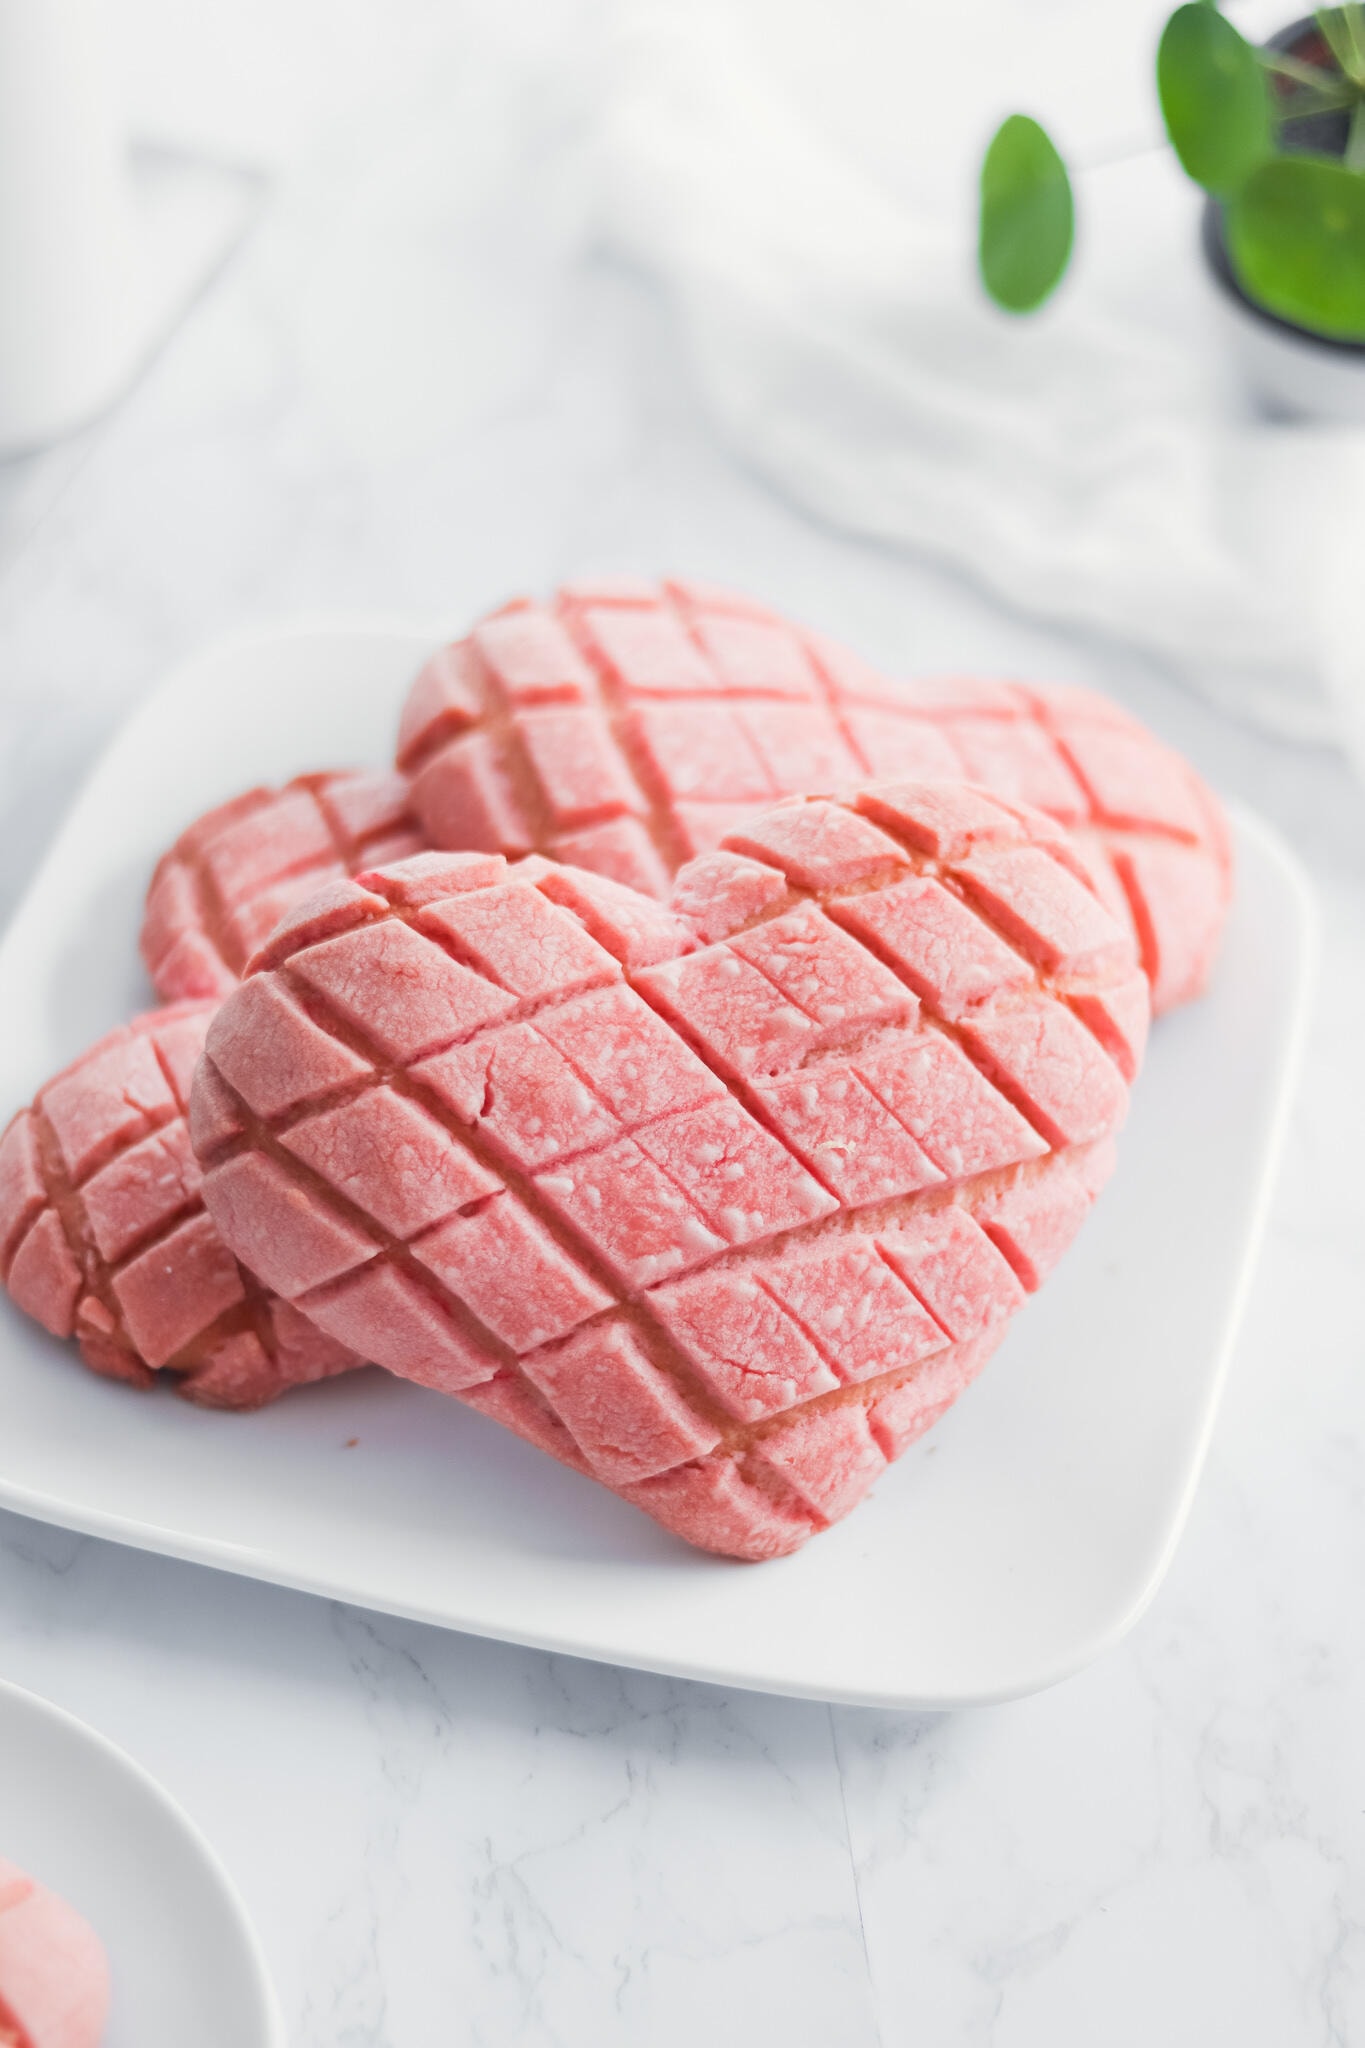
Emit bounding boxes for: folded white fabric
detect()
[597,6,1365,762]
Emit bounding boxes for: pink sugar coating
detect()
[302,1259,492,1394]
[204,972,374,1120]
[533,1135,727,1291]
[953,842,1135,978]
[852,1032,1048,1182]
[867,1324,1008,1459]
[396,579,1231,1014]
[40,1029,177,1184]
[523,860,696,969]
[956,998,1130,1151]
[193,783,1142,1559]
[416,1019,620,1171]
[728,901,916,1037]
[751,1061,944,1207]
[0,1856,109,2048]
[830,872,1034,1019]
[650,1265,840,1423]
[0,1004,359,1406]
[283,1086,501,1238]
[517,704,643,828]
[520,1320,721,1485]
[288,916,517,1064]
[140,769,426,1004]
[412,1193,613,1353]
[764,1235,948,1386]
[751,1398,888,1524]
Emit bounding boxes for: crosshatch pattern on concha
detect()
[141,769,425,1004]
[396,578,1230,1014]
[0,1003,360,1408]
[192,781,1147,1560]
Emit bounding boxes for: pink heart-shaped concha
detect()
[193,781,1146,1559]
[0,1003,360,1408]
[0,1857,109,2048]
[141,769,425,1003]
[396,579,1231,1014]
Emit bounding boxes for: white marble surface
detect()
[1,3,1363,2041]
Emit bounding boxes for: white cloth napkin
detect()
[596,7,1365,763]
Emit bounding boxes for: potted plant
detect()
[978,4,1365,419]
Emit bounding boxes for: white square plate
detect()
[0,627,1316,1709]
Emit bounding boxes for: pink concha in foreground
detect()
[193,783,1146,1559]
[0,1003,360,1408]
[0,1857,109,2048]
[396,579,1231,1015]
[140,769,425,1003]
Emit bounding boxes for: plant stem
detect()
[1260,48,1354,96]
[1316,6,1365,87]
[1315,7,1348,69]
[1347,95,1365,164]
[1344,2,1365,79]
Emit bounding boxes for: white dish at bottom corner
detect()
[0,624,1318,1710]
[0,1679,283,2047]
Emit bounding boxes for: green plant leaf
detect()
[1227,155,1365,339]
[1158,4,1272,193]
[978,115,1075,313]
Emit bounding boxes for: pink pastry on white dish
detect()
[0,1859,109,2048]
[0,1002,360,1407]
[192,785,1145,1560]
[396,579,1232,1015]
[140,769,425,1004]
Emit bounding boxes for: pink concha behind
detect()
[0,1856,110,2048]
[140,769,426,1003]
[0,1003,361,1408]
[395,580,1231,1016]
[192,783,1145,1560]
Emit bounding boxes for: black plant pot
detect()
[1200,15,1365,416]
